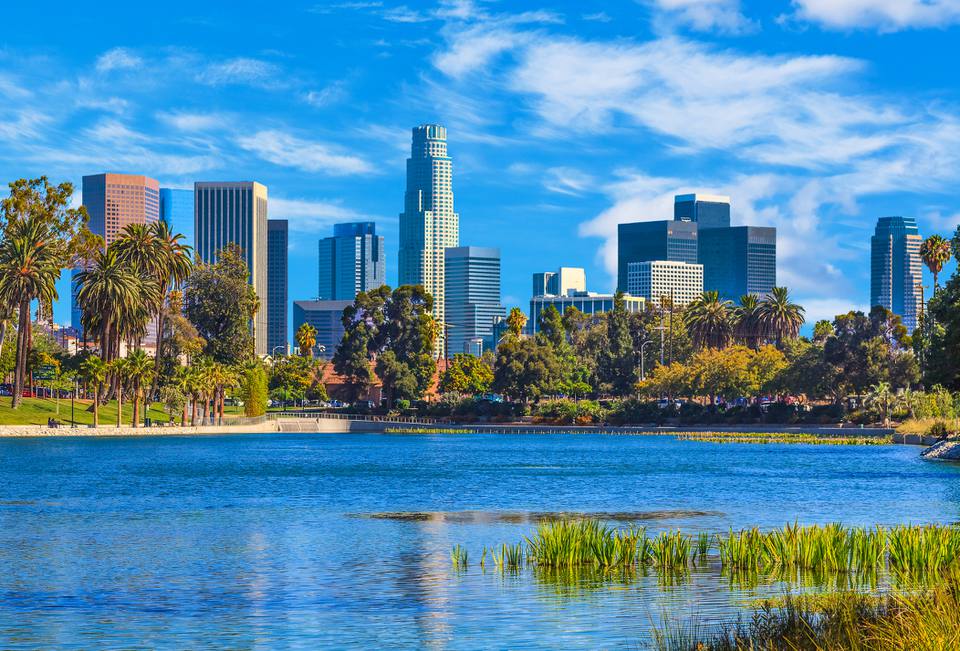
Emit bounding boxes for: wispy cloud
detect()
[236,129,373,175]
[196,57,281,88]
[649,0,755,33]
[786,0,960,31]
[305,80,349,107]
[156,110,229,132]
[95,47,143,73]
[270,196,382,232]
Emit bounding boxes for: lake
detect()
[0,433,957,649]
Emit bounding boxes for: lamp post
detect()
[639,340,655,381]
[271,345,286,358]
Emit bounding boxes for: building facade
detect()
[292,300,354,360]
[194,181,269,355]
[72,173,160,330]
[444,246,505,356]
[398,124,459,344]
[871,216,923,332]
[530,293,645,334]
[674,193,731,229]
[318,222,386,300]
[532,267,587,297]
[267,219,288,356]
[159,188,195,251]
[627,261,704,306]
[699,226,776,301]
[617,220,698,292]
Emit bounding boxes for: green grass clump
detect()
[450,544,468,569]
[525,520,652,569]
[651,530,691,570]
[677,431,889,445]
[888,524,960,575]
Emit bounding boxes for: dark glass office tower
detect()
[267,219,288,356]
[699,226,776,301]
[871,216,922,332]
[617,220,698,293]
[318,222,386,300]
[673,193,731,229]
[444,246,505,355]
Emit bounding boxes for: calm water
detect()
[0,433,958,649]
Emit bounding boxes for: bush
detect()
[395,398,411,410]
[532,399,606,425]
[606,399,664,425]
[238,365,268,417]
[764,402,798,424]
[928,421,949,440]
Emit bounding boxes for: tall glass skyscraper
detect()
[194,181,269,355]
[318,222,385,300]
[267,219,288,356]
[159,188,194,251]
[444,247,505,356]
[871,216,923,332]
[674,193,731,229]
[398,124,459,340]
[699,226,776,301]
[617,221,698,292]
[73,173,160,331]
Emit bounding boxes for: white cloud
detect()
[95,47,143,73]
[305,81,348,107]
[802,298,870,324]
[84,118,149,143]
[270,197,381,232]
[583,12,612,22]
[544,167,596,196]
[788,0,960,31]
[196,58,280,87]
[651,0,755,33]
[156,111,227,132]
[236,130,373,175]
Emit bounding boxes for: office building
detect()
[398,124,459,344]
[267,219,288,356]
[627,261,704,306]
[530,293,645,334]
[871,216,923,332]
[674,193,731,229]
[617,221,698,292]
[318,222,386,300]
[159,188,195,250]
[292,300,353,360]
[194,181,269,355]
[699,226,776,301]
[72,173,160,330]
[532,267,587,297]
[444,246,505,356]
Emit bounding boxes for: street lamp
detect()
[271,345,286,358]
[639,339,655,381]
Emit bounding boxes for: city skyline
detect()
[2,1,959,330]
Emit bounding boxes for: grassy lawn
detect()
[0,397,246,427]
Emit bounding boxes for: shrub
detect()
[238,364,268,417]
[928,421,949,440]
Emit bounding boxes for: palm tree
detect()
[295,322,318,358]
[685,291,733,349]
[733,294,762,349]
[920,234,951,290]
[79,355,107,427]
[866,381,895,427]
[758,287,805,348]
[108,357,129,428]
[0,218,61,408]
[75,246,140,376]
[124,349,155,427]
[145,221,192,388]
[172,366,192,426]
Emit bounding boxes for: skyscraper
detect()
[194,181,269,355]
[444,246,505,355]
[532,267,587,297]
[674,193,731,229]
[72,173,160,330]
[871,216,923,332]
[699,226,776,301]
[318,222,386,300]
[398,124,459,340]
[267,219,288,356]
[159,188,194,250]
[617,220,698,292]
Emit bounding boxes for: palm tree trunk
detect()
[116,387,122,428]
[150,309,165,399]
[11,298,30,409]
[182,401,188,427]
[93,384,99,427]
[191,395,198,426]
[132,383,139,428]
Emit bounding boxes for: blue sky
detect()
[2,0,960,329]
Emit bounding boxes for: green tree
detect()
[813,319,835,343]
[238,363,268,417]
[686,291,733,350]
[184,243,259,364]
[597,292,637,396]
[108,357,129,428]
[506,307,527,339]
[747,345,788,397]
[759,287,805,348]
[865,381,895,427]
[492,336,560,402]
[124,349,155,427]
[439,353,494,395]
[538,304,565,349]
[688,346,753,405]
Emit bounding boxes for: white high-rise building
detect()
[627,260,704,307]
[398,125,459,345]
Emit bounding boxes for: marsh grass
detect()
[451,544,468,569]
[677,431,889,445]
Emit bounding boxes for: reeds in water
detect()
[451,544,468,569]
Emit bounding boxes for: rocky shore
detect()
[921,439,960,461]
